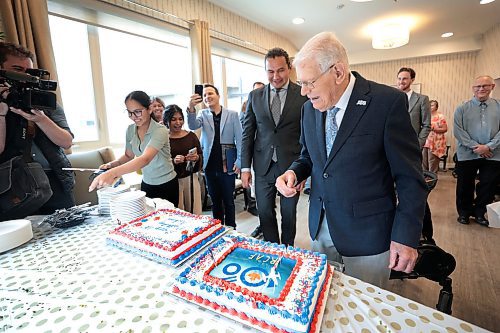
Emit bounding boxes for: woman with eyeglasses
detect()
[163,104,203,214]
[89,91,178,206]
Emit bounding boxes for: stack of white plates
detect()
[110,190,148,223]
[97,184,130,215]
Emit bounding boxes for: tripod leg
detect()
[436,277,453,315]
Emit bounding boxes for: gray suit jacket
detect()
[408,91,431,147]
[241,82,308,175]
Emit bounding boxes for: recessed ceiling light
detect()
[479,0,495,4]
[441,32,454,38]
[292,17,305,25]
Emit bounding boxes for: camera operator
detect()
[0,42,75,214]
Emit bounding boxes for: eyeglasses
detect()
[473,84,493,90]
[297,64,335,89]
[126,108,145,118]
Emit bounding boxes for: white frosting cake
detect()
[107,209,224,265]
[170,235,333,333]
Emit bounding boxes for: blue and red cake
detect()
[170,235,333,333]
[107,209,224,265]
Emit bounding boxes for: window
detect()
[211,55,266,113]
[225,58,265,112]
[98,28,190,143]
[48,7,265,149]
[49,16,97,142]
[49,15,190,146]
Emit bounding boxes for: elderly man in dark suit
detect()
[396,67,431,148]
[241,47,308,246]
[276,32,427,288]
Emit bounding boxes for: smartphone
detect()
[188,147,197,155]
[194,84,203,97]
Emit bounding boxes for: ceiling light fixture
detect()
[292,17,305,25]
[372,23,410,49]
[350,0,373,2]
[479,0,495,4]
[441,32,454,38]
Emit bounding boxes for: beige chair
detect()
[66,147,116,205]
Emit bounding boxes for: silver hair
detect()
[293,32,350,73]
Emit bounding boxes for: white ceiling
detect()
[208,0,500,64]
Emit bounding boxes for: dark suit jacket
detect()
[241,82,308,175]
[408,91,431,148]
[289,72,427,257]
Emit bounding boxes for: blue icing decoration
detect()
[206,285,213,292]
[268,306,278,315]
[281,310,291,319]
[208,247,296,299]
[237,295,245,303]
[226,292,234,300]
[215,288,223,296]
[200,283,205,290]
[292,314,301,322]
[257,302,266,310]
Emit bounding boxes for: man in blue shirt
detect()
[454,75,500,227]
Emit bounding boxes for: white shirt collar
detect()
[334,73,356,111]
[406,89,413,100]
[272,80,289,92]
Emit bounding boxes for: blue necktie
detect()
[325,107,340,157]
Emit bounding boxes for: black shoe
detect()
[304,188,311,195]
[251,225,263,239]
[474,216,489,227]
[457,215,470,224]
[247,206,259,216]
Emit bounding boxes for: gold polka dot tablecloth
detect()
[320,273,490,333]
[0,216,490,333]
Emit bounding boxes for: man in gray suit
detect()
[241,47,308,246]
[397,67,431,148]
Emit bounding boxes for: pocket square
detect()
[356,100,366,106]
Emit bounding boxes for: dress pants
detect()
[204,169,236,227]
[422,147,440,173]
[455,159,500,218]
[312,215,391,289]
[254,161,299,246]
[178,173,202,215]
[141,177,179,208]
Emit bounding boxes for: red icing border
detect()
[173,265,334,333]
[109,208,221,253]
[201,242,303,305]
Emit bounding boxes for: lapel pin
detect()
[356,100,366,106]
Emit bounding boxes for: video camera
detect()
[0,68,57,112]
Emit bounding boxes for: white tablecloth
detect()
[0,215,489,332]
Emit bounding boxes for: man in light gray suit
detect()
[241,48,308,246]
[397,67,431,148]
